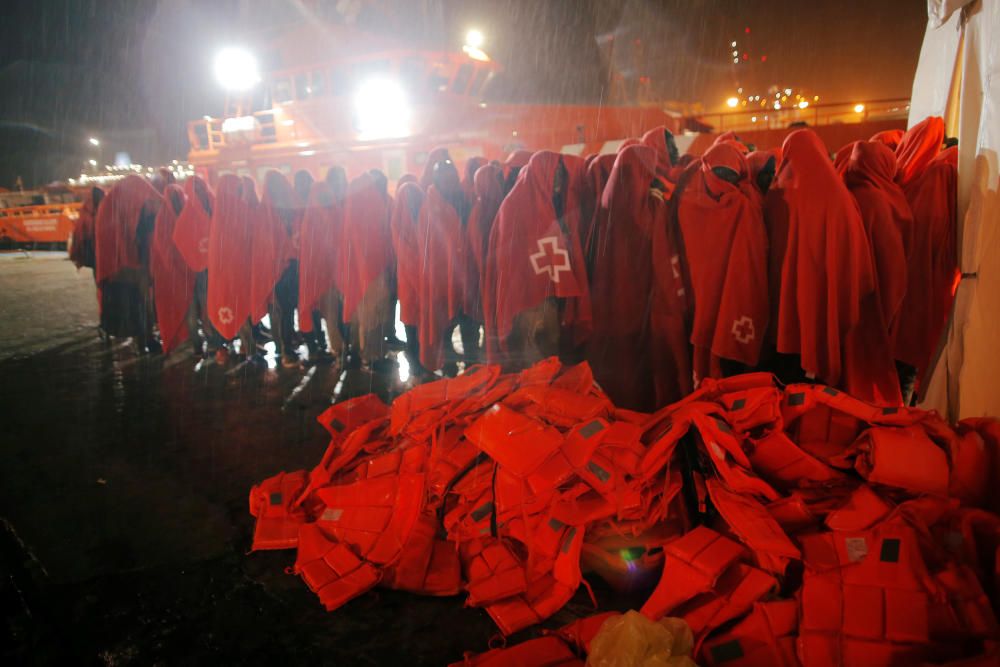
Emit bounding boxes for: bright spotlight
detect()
[88,137,100,146]
[854,103,865,113]
[726,97,739,108]
[798,100,809,109]
[353,78,410,141]
[213,47,260,91]
[466,29,485,49]
[88,159,97,166]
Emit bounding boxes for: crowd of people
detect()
[69,116,957,411]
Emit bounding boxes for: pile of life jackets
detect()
[249,358,1000,665]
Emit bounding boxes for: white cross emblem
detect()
[218,306,235,325]
[529,236,571,284]
[198,237,209,254]
[731,316,755,344]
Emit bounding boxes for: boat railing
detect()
[697,98,911,134]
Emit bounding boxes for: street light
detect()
[213,47,260,91]
[854,103,865,113]
[88,137,100,146]
[726,97,739,108]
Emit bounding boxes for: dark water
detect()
[0,254,629,665]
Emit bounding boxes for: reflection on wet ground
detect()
[0,254,632,664]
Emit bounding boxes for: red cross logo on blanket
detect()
[198,237,209,254]
[529,236,571,284]
[731,316,755,344]
[218,306,235,325]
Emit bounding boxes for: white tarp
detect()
[910,0,1000,419]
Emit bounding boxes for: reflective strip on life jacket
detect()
[314,473,425,565]
[248,470,308,551]
[707,480,800,575]
[849,426,949,496]
[294,523,379,611]
[464,404,564,478]
[641,526,746,621]
[700,600,799,667]
[527,418,611,495]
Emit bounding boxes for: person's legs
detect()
[459,314,481,365]
[317,288,345,360]
[274,263,299,365]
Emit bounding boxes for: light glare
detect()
[354,78,410,141]
[726,97,739,108]
[466,29,485,49]
[213,47,260,91]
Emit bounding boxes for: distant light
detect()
[742,53,749,60]
[203,115,212,121]
[751,116,757,123]
[296,141,310,147]
[726,97,739,108]
[732,50,738,57]
[760,55,767,62]
[88,137,100,146]
[299,150,316,157]
[814,95,819,101]
[353,78,410,141]
[854,103,865,113]
[88,159,97,166]
[737,87,743,93]
[731,41,737,47]
[213,47,260,91]
[733,58,739,64]
[466,29,485,49]
[774,102,781,110]
[281,119,295,126]
[798,100,809,109]
[745,26,751,34]
[784,88,792,95]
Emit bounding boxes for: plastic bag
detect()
[586,610,697,667]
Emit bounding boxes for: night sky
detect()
[0,0,927,188]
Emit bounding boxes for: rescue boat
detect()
[0,188,81,249]
[187,19,909,184]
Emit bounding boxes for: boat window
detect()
[328,67,346,95]
[400,57,424,84]
[310,70,326,97]
[428,65,449,92]
[470,67,490,97]
[295,73,310,99]
[273,77,293,104]
[452,64,474,94]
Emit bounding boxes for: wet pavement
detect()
[0,253,629,665]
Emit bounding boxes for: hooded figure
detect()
[502,149,533,196]
[895,146,959,393]
[746,151,778,202]
[416,159,477,372]
[298,181,346,358]
[340,171,393,364]
[251,171,301,365]
[466,163,504,295]
[581,153,616,265]
[391,178,425,371]
[844,141,912,336]
[484,150,591,368]
[895,116,946,187]
[677,143,769,384]
[94,174,162,348]
[640,126,681,189]
[764,129,888,398]
[172,176,214,273]
[207,174,255,342]
[870,129,904,151]
[150,183,196,354]
[70,186,104,270]
[421,147,452,190]
[463,156,488,203]
[586,145,667,409]
[833,140,861,177]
